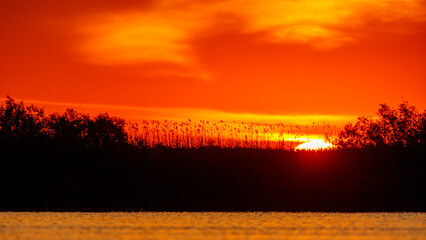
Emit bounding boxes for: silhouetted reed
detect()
[126,119,336,149]
[0,96,338,150]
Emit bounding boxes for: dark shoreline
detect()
[1,147,425,212]
[1,98,425,212]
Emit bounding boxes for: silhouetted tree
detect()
[86,113,128,147]
[1,97,129,148]
[0,96,47,141]
[48,108,90,145]
[335,101,426,148]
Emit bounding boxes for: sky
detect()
[1,0,425,125]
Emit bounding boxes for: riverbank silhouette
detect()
[0,97,425,211]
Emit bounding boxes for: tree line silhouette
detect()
[0,96,424,211]
[0,96,129,149]
[335,101,426,149]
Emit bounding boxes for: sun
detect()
[296,139,334,151]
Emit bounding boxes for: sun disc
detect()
[296,139,333,151]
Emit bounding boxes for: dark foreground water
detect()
[1,212,425,239]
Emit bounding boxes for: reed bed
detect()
[126,119,339,150]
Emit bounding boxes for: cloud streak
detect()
[1,97,355,125]
[75,0,426,68]
[232,0,426,46]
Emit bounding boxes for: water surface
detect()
[1,212,424,239]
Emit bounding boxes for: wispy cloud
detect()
[76,1,218,66]
[229,0,426,47]
[78,14,193,65]
[75,0,426,66]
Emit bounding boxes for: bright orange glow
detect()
[0,0,425,129]
[0,97,355,125]
[296,139,334,151]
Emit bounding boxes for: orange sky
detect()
[0,0,425,125]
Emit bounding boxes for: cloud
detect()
[76,1,221,66]
[75,0,426,66]
[230,0,426,47]
[79,14,192,65]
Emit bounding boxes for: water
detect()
[0,212,425,239]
